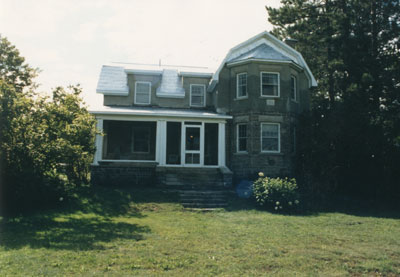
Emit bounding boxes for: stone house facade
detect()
[90,31,317,187]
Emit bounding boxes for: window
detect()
[261,123,280,152]
[261,72,280,97]
[236,73,247,98]
[190,84,206,107]
[237,124,247,152]
[291,75,297,101]
[135,82,151,105]
[131,126,150,153]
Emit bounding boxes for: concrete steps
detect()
[180,190,228,208]
[159,167,231,208]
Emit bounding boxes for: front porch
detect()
[90,106,233,188]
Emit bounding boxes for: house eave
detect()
[179,72,213,78]
[226,59,303,71]
[89,108,232,120]
[124,69,163,75]
[96,89,129,96]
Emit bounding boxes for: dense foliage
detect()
[267,1,400,200]
[0,36,97,215]
[253,173,300,212]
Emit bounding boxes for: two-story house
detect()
[90,31,317,188]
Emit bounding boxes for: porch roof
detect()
[89,106,232,120]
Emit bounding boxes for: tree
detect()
[0,35,37,91]
[267,0,400,200]
[0,37,97,215]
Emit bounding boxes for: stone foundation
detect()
[91,162,157,187]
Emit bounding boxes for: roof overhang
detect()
[89,106,232,120]
[179,72,213,78]
[226,58,304,71]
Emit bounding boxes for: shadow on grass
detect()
[0,215,150,250]
[0,186,167,251]
[224,193,400,219]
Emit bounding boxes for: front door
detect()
[184,125,202,165]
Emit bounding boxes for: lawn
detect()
[0,187,399,276]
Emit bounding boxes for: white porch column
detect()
[93,118,103,165]
[156,120,167,165]
[218,122,226,167]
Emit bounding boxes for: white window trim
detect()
[236,123,248,153]
[190,84,206,107]
[291,75,298,102]
[260,72,280,98]
[260,123,281,153]
[236,72,248,99]
[134,81,151,105]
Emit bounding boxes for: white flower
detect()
[275,206,278,210]
[279,206,282,209]
[288,201,292,206]
[276,201,280,205]
[295,200,299,205]
[258,172,264,177]
[59,197,64,201]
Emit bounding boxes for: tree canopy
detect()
[0,36,97,215]
[267,0,400,199]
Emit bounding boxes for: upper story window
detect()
[237,123,247,153]
[261,72,280,97]
[236,73,247,99]
[261,123,280,153]
[291,75,297,101]
[190,84,206,107]
[135,81,151,105]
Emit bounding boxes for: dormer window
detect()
[290,75,297,101]
[261,72,280,97]
[134,81,151,105]
[236,73,247,99]
[190,84,206,107]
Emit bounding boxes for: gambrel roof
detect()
[227,44,293,64]
[210,31,317,90]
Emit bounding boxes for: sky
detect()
[0,0,281,107]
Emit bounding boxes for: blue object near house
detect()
[236,180,253,198]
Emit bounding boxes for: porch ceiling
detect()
[89,106,232,120]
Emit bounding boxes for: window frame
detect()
[134,81,151,105]
[236,123,248,153]
[190,84,206,107]
[236,72,248,99]
[260,72,280,98]
[260,123,281,153]
[290,75,297,102]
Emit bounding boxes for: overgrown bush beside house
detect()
[252,173,300,212]
[0,36,97,215]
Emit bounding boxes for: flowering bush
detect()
[252,173,300,212]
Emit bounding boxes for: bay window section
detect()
[291,75,297,101]
[261,123,280,153]
[237,124,247,153]
[236,73,247,98]
[261,72,280,97]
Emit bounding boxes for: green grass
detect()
[1,187,399,276]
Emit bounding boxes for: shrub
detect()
[252,173,300,212]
